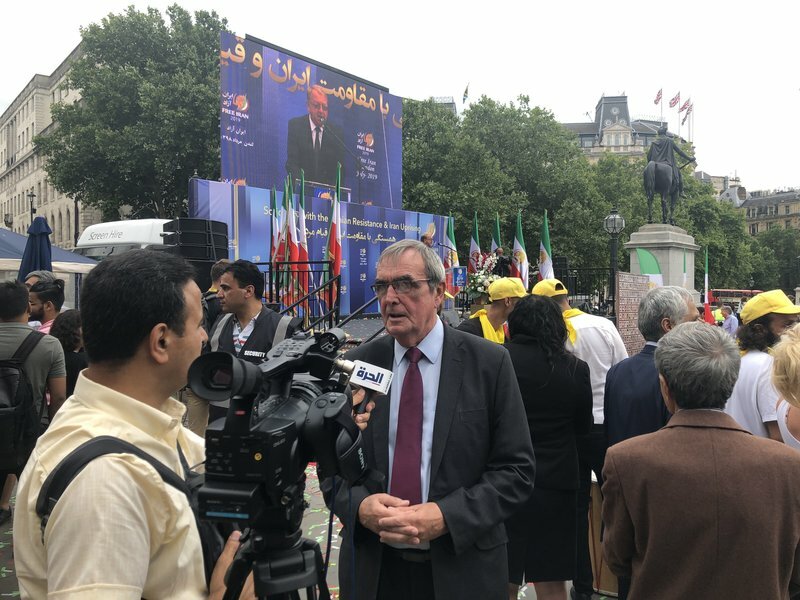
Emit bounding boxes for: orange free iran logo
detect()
[233,94,249,112]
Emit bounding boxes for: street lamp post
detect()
[27,190,37,225]
[603,207,626,320]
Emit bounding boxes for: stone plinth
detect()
[625,224,701,302]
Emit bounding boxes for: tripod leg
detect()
[223,552,255,600]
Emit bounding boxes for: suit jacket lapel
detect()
[368,336,394,479]
[429,327,463,485]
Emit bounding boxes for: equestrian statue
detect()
[643,126,695,224]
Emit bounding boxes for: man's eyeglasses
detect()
[371,278,431,297]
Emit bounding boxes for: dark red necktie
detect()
[390,347,423,505]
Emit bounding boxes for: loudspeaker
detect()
[162,218,229,266]
[164,218,227,235]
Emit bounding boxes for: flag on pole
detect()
[682,110,690,126]
[511,211,530,286]
[279,175,300,306]
[324,163,343,306]
[669,92,680,108]
[686,103,693,115]
[491,212,502,254]
[463,83,470,103]
[468,212,481,273]
[296,170,310,317]
[537,210,553,281]
[679,98,691,112]
[270,186,281,261]
[654,89,662,104]
[443,214,459,269]
[703,247,715,324]
[635,248,664,287]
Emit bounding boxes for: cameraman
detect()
[13,250,254,599]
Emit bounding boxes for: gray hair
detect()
[377,239,445,291]
[638,286,694,341]
[25,269,56,284]
[655,322,740,410]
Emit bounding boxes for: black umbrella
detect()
[17,216,53,282]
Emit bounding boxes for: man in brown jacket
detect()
[602,322,800,599]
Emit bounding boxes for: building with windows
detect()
[561,95,669,162]
[740,190,800,235]
[1,45,101,249]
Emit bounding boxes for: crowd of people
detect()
[4,239,800,599]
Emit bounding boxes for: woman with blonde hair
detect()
[771,323,800,449]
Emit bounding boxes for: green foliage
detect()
[36,5,228,218]
[399,94,761,290]
[753,227,800,292]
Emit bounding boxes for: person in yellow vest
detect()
[456,277,527,343]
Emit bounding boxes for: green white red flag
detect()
[537,210,553,280]
[324,163,343,304]
[491,212,502,254]
[510,210,529,286]
[443,214,459,269]
[468,212,481,273]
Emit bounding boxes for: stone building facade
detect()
[740,190,800,235]
[561,95,668,162]
[0,44,101,249]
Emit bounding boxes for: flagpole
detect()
[660,92,663,125]
[677,96,681,140]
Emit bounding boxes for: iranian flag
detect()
[271,186,282,261]
[443,214,459,269]
[511,211,529,287]
[324,163,343,305]
[468,212,481,273]
[491,212,502,254]
[296,170,310,308]
[703,248,715,324]
[279,175,300,306]
[635,248,663,287]
[537,209,553,280]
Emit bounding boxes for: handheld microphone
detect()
[334,358,394,414]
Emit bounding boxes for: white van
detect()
[74,219,171,261]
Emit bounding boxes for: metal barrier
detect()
[554,267,615,318]
[254,260,340,332]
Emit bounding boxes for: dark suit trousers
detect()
[574,425,607,594]
[377,549,435,600]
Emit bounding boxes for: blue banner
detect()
[220,32,403,209]
[190,179,448,315]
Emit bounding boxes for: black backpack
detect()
[35,436,225,586]
[0,330,45,472]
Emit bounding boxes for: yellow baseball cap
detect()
[740,289,800,324]
[531,278,569,298]
[488,277,528,302]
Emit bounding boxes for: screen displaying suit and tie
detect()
[220,31,403,209]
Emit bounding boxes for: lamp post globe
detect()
[604,207,626,319]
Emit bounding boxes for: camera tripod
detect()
[222,529,330,600]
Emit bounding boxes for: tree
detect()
[36,5,228,219]
[754,227,800,292]
[402,99,523,250]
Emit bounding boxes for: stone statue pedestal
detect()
[624,224,701,301]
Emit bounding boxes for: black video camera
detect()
[187,328,368,544]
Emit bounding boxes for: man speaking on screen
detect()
[286,85,346,187]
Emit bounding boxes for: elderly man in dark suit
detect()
[329,239,535,600]
[604,286,696,447]
[285,85,346,187]
[602,322,800,599]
